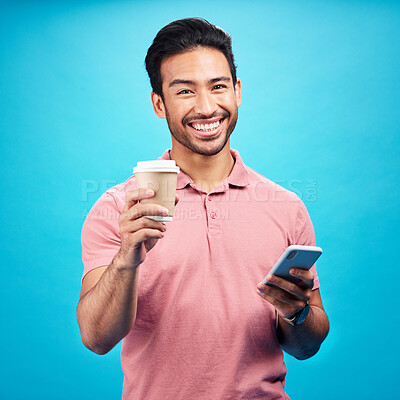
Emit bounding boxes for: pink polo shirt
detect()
[81,149,319,400]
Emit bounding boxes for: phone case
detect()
[262,245,322,285]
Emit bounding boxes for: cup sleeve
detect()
[81,192,122,282]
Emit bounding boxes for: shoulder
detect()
[97,175,138,210]
[241,163,315,243]
[244,164,301,204]
[82,175,138,235]
[82,175,138,225]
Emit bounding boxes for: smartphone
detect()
[262,245,322,286]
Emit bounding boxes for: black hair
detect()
[145,17,237,99]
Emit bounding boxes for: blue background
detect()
[1,0,399,398]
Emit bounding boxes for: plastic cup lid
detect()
[133,160,180,174]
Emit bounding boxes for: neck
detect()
[170,140,235,193]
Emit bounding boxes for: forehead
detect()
[160,47,231,85]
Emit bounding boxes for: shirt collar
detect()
[159,148,250,190]
[227,149,250,188]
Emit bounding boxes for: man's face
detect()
[153,47,241,156]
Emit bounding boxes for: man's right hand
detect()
[116,188,171,269]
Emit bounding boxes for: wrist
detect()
[282,302,310,326]
[112,251,140,272]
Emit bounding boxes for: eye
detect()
[213,84,227,90]
[177,89,191,95]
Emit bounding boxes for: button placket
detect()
[205,195,216,219]
[204,193,222,234]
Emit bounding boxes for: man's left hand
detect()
[257,268,314,319]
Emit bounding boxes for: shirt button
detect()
[207,196,212,201]
[210,211,216,219]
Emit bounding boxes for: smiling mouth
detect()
[189,118,224,132]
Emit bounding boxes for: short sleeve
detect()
[81,191,122,281]
[295,199,320,290]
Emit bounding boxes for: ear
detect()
[234,78,242,108]
[151,91,166,119]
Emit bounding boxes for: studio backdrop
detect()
[1,1,399,399]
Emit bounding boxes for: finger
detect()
[120,217,166,235]
[258,282,307,308]
[290,268,314,289]
[124,203,169,221]
[265,275,311,302]
[132,228,165,245]
[256,285,303,318]
[123,188,155,212]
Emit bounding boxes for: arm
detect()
[76,258,139,355]
[76,188,171,355]
[276,288,329,359]
[257,268,329,360]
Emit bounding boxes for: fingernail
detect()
[146,189,154,196]
[162,223,167,231]
[258,283,265,290]
[162,208,169,215]
[290,269,297,276]
[267,275,275,282]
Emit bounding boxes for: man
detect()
[77,18,329,399]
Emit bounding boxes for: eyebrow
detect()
[168,76,231,88]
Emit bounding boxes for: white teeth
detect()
[192,120,221,132]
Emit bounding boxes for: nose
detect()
[193,89,218,116]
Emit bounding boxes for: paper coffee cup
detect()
[133,160,180,222]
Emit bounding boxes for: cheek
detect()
[220,94,238,110]
[235,94,241,108]
[232,93,240,107]
[166,102,185,123]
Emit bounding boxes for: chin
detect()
[170,123,232,156]
[192,137,230,156]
